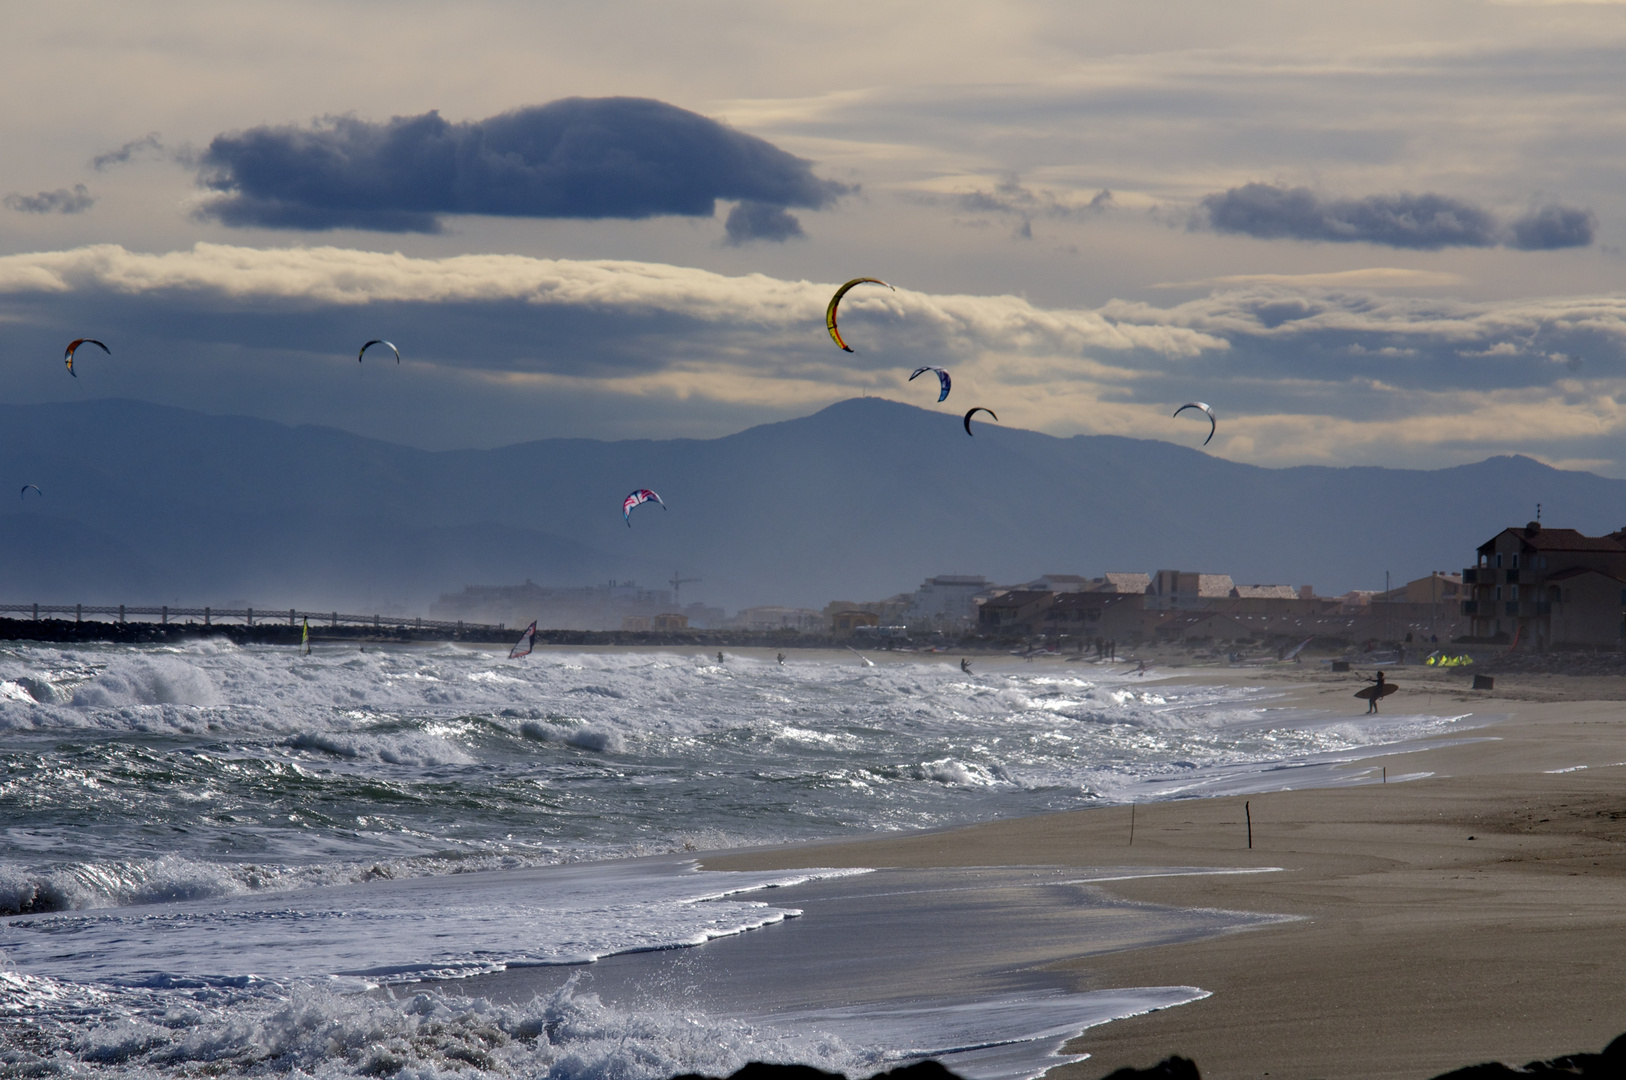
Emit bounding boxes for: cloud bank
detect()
[3,242,1626,471]
[4,185,95,215]
[1198,183,1595,250]
[0,243,1220,361]
[195,97,850,234]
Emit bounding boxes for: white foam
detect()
[1,859,870,984]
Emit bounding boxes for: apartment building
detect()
[1462,522,1626,648]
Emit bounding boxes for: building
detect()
[730,606,825,632]
[652,613,688,631]
[621,615,652,631]
[822,595,911,627]
[1401,572,1463,605]
[1462,522,1626,649]
[1025,574,1092,593]
[1153,612,1249,642]
[1041,592,1145,641]
[977,590,1055,631]
[1230,584,1298,600]
[905,574,992,630]
[1094,572,1152,594]
[830,609,880,635]
[1145,570,1236,610]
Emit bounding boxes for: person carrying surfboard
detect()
[1365,670,1387,714]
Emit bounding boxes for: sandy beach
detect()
[697,664,1626,1080]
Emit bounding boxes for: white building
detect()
[905,574,991,629]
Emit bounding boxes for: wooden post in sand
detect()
[1245,801,1253,849]
[1129,802,1135,846]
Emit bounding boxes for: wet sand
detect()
[701,666,1626,1080]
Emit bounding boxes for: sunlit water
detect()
[0,640,1470,1078]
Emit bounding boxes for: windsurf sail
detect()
[510,620,537,659]
[301,617,310,655]
[1283,636,1313,661]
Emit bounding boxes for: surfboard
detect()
[1354,683,1399,700]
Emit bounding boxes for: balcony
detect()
[1461,600,1478,615]
[1463,568,1478,584]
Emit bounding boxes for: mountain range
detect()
[2,396,1623,614]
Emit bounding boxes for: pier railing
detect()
[0,603,505,634]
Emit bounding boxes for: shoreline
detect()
[694,672,1626,1079]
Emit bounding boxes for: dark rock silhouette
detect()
[673,1063,959,1080]
[1430,1030,1626,1078]
[664,1033,1626,1080]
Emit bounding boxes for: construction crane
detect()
[670,571,701,604]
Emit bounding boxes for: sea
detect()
[0,640,1476,1079]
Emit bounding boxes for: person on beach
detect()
[716,651,724,664]
[961,658,972,674]
[1367,670,1386,714]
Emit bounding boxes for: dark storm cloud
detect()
[723,200,805,244]
[3,184,95,214]
[1509,204,1596,250]
[195,97,851,233]
[1199,183,1503,250]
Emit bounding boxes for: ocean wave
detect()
[0,975,870,1080]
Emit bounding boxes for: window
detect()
[1510,585,1519,600]
[1495,586,1502,600]
[1496,553,1503,568]
[1512,553,1520,568]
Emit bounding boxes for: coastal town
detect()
[428,520,1626,654]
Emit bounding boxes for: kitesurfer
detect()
[717,651,724,664]
[909,367,951,402]
[358,340,400,364]
[777,652,785,665]
[64,338,110,377]
[1367,670,1386,714]
[622,489,666,526]
[963,407,997,436]
[825,278,894,352]
[1173,402,1217,446]
[960,658,971,674]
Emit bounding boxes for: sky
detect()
[4,1,1626,474]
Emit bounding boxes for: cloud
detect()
[1197,183,1598,251]
[0,243,1222,361]
[723,200,805,244]
[1152,268,1466,290]
[195,97,851,234]
[1198,183,1501,249]
[919,178,1114,223]
[90,133,167,171]
[3,184,95,215]
[1508,203,1597,250]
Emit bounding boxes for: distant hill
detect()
[1,397,1623,613]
